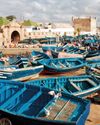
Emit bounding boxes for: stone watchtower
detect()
[72,17,96,35]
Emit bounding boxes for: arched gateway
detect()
[11,31,20,43]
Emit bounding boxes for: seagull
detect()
[44,108,50,116]
[48,91,55,96]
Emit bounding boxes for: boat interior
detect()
[0,81,88,122]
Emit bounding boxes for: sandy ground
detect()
[0,48,41,55]
[86,103,100,125]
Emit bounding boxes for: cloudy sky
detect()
[0,0,100,24]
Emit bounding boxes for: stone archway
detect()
[11,31,20,43]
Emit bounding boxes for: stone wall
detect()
[72,17,96,34]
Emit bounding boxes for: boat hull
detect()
[38,58,85,74]
[42,66,83,74]
[86,50,100,58]
[0,80,90,125]
[0,65,43,81]
[26,75,100,97]
[31,51,50,66]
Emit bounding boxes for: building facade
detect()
[96,27,100,35]
[0,20,26,47]
[26,23,74,38]
[72,17,96,35]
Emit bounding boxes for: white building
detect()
[31,23,74,38]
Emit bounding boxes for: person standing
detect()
[2,41,5,48]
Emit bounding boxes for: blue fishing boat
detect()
[42,46,63,53]
[9,56,29,68]
[0,52,3,58]
[86,59,100,80]
[0,65,43,81]
[85,50,100,58]
[38,58,86,74]
[86,66,100,80]
[26,75,100,97]
[42,45,69,58]
[0,80,90,125]
[65,47,79,53]
[86,59,100,67]
[93,94,100,103]
[31,51,50,66]
[42,46,57,52]
[51,49,59,58]
[40,37,57,47]
[73,49,88,57]
[0,60,5,66]
[51,47,87,58]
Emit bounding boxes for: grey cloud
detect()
[0,0,100,24]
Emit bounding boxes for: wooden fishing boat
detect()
[0,65,43,81]
[51,47,87,58]
[0,60,5,66]
[9,56,29,68]
[73,49,88,57]
[58,52,84,58]
[27,75,100,97]
[42,46,57,52]
[43,46,63,58]
[51,49,59,58]
[66,47,79,53]
[0,52,3,58]
[38,58,86,74]
[93,94,100,103]
[64,47,88,58]
[86,59,100,67]
[42,46,63,53]
[0,80,90,125]
[86,66,100,80]
[85,50,100,58]
[42,45,70,58]
[31,51,50,66]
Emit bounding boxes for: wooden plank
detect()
[58,61,66,68]
[69,80,81,91]
[45,99,67,120]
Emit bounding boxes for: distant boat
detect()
[42,46,63,53]
[0,80,90,125]
[51,48,87,58]
[86,66,100,80]
[86,59,100,67]
[42,46,68,58]
[42,46,57,52]
[58,52,84,58]
[93,94,100,103]
[0,65,43,81]
[0,51,3,58]
[0,60,5,66]
[26,75,100,97]
[51,49,59,58]
[85,50,100,58]
[31,51,50,66]
[86,59,100,80]
[38,58,86,74]
[9,56,29,68]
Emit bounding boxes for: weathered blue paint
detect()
[26,75,100,97]
[0,80,90,125]
[38,58,86,74]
